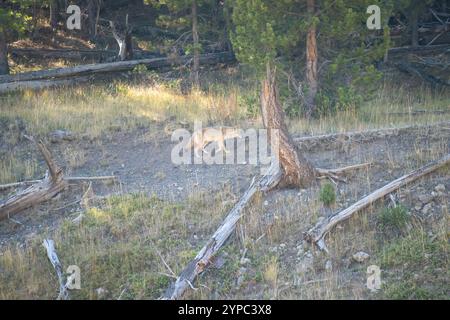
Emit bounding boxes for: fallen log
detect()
[162,163,282,300]
[0,77,90,94]
[11,48,163,61]
[388,44,450,54]
[0,139,67,221]
[0,51,235,84]
[43,239,69,300]
[394,61,450,87]
[0,175,117,191]
[292,121,450,151]
[305,153,450,251]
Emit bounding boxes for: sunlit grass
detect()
[288,81,450,135]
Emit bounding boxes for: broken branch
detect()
[305,153,450,249]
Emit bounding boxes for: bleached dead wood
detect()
[0,51,234,84]
[43,239,69,300]
[0,139,67,221]
[292,121,450,151]
[305,153,450,251]
[162,163,282,300]
[0,77,90,94]
[0,175,117,191]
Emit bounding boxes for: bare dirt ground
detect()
[1,121,448,254]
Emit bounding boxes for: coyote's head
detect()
[222,127,242,139]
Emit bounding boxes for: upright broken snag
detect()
[260,63,316,188]
[0,137,67,221]
[110,14,133,61]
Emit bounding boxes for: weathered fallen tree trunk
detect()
[0,139,67,221]
[0,175,117,191]
[43,239,69,300]
[0,77,90,94]
[0,51,235,84]
[388,44,450,54]
[163,164,282,299]
[11,48,163,61]
[305,153,450,251]
[292,121,450,151]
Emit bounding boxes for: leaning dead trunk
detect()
[191,0,200,87]
[261,64,316,188]
[0,139,67,221]
[0,30,9,75]
[305,0,318,117]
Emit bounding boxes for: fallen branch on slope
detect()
[162,164,282,300]
[43,239,69,300]
[305,153,450,251]
[0,175,117,191]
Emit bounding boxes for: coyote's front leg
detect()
[217,140,229,153]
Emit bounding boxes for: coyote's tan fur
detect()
[184,127,242,157]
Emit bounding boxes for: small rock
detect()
[240,257,251,265]
[422,203,433,215]
[296,251,314,274]
[263,200,269,206]
[95,287,108,299]
[418,194,435,204]
[352,251,370,263]
[325,260,333,272]
[48,130,75,143]
[435,184,445,193]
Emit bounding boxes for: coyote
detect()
[184,127,242,157]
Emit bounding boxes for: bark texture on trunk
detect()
[50,0,59,30]
[0,31,9,75]
[305,0,318,117]
[191,0,200,87]
[410,8,419,47]
[87,0,97,39]
[261,64,316,188]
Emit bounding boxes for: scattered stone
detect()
[422,203,433,215]
[48,130,75,143]
[352,251,370,263]
[240,257,251,265]
[418,194,435,204]
[325,260,333,272]
[263,200,269,206]
[95,287,108,299]
[296,251,314,274]
[435,184,446,193]
[414,203,422,211]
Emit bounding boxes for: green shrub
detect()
[319,183,336,207]
[378,205,409,231]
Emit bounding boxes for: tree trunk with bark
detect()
[0,30,9,75]
[261,64,317,188]
[305,0,318,117]
[191,0,200,87]
[410,8,419,47]
[87,0,98,40]
[49,0,59,30]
